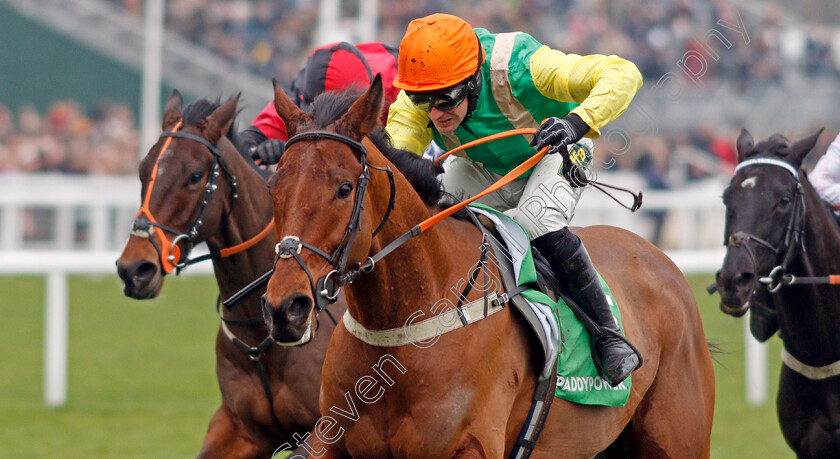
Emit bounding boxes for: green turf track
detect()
[0,274,791,458]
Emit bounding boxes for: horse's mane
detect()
[307,89,455,211]
[182,97,244,152]
[178,97,269,179]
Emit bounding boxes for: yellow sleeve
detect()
[385,91,434,156]
[530,45,643,138]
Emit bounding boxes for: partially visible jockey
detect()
[385,13,643,386]
[809,131,840,207]
[239,41,399,165]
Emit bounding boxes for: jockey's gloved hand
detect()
[531,114,591,187]
[250,139,286,165]
[529,113,590,154]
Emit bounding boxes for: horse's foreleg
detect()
[198,405,274,459]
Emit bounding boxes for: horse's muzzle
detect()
[715,268,755,317]
[262,293,317,344]
[116,259,163,299]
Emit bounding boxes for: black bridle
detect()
[725,157,806,293]
[131,129,239,274]
[267,131,395,314]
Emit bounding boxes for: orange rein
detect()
[219,218,275,258]
[420,128,540,231]
[433,127,536,165]
[364,128,543,267]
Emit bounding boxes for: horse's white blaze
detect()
[741,176,757,188]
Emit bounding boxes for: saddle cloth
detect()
[469,204,631,406]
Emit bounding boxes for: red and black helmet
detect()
[290,42,373,110]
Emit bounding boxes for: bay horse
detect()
[715,128,840,458]
[261,76,715,457]
[115,90,344,458]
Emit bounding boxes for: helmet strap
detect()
[462,40,484,124]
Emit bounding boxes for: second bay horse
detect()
[116,91,344,457]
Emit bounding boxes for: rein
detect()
[224,131,541,311]
[434,128,643,212]
[224,127,641,311]
[131,124,273,274]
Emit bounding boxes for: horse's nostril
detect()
[285,294,313,324]
[261,295,272,323]
[719,269,755,291]
[133,262,158,282]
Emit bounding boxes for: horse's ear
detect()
[204,95,239,145]
[162,90,183,130]
[335,74,384,139]
[736,128,754,163]
[787,127,824,165]
[273,78,309,137]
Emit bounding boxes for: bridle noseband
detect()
[726,157,805,292]
[131,124,239,274]
[272,130,395,313]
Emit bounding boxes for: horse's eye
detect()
[336,182,354,199]
[188,171,203,185]
[780,196,792,206]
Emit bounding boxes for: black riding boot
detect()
[532,230,641,387]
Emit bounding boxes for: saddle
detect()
[467,204,632,405]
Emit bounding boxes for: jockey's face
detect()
[428,99,468,133]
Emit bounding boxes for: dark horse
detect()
[116,91,344,457]
[261,76,714,457]
[715,128,840,458]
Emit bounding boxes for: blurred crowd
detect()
[3,0,838,176]
[0,100,138,175]
[109,0,839,87]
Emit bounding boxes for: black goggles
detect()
[406,82,470,112]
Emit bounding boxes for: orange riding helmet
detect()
[394,13,486,92]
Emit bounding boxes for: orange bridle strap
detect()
[137,120,183,274]
[135,121,275,271]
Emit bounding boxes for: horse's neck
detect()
[343,158,485,329]
[207,143,275,321]
[778,191,840,364]
[346,218,483,329]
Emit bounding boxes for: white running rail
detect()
[2,173,764,407]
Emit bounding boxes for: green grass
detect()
[0,274,793,457]
[0,275,220,458]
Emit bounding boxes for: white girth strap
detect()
[781,347,840,380]
[342,292,503,347]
